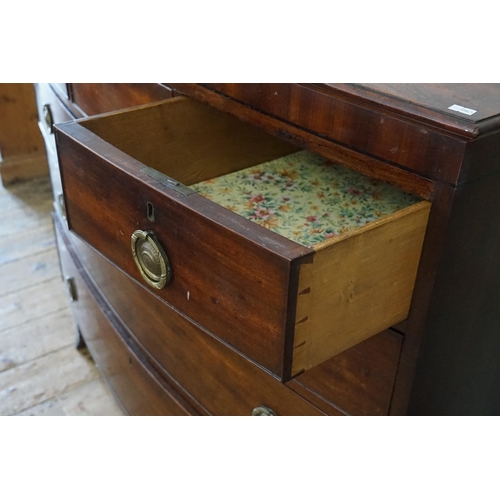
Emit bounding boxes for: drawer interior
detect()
[79,97,428,250]
[73,96,431,378]
[80,96,300,186]
[190,149,422,248]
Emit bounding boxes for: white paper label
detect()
[448,104,477,116]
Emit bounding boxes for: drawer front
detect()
[54,216,192,415]
[71,83,173,116]
[55,98,304,378]
[55,97,430,381]
[68,229,328,416]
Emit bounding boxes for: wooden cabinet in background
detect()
[0,84,48,185]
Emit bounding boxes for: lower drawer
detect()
[54,215,192,415]
[66,222,327,416]
[288,329,403,415]
[66,213,402,415]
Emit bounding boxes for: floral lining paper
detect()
[191,151,421,248]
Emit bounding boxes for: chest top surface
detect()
[349,83,500,122]
[319,83,500,137]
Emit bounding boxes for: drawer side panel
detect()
[293,201,431,375]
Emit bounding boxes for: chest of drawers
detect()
[37,83,500,415]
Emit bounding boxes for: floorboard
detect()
[0,176,124,416]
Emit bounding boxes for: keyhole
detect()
[147,202,155,222]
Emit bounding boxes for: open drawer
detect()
[55,96,431,381]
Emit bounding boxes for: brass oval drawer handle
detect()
[131,230,172,289]
[252,406,276,416]
[42,103,54,134]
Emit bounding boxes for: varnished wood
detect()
[292,201,430,376]
[55,215,195,416]
[174,83,473,185]
[203,83,500,186]
[55,98,430,382]
[41,83,500,415]
[71,83,173,116]
[389,182,456,414]
[407,171,500,414]
[169,84,435,200]
[0,84,48,185]
[56,123,306,377]
[79,97,300,186]
[342,84,500,130]
[65,226,326,416]
[288,329,403,416]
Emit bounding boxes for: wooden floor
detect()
[0,176,124,416]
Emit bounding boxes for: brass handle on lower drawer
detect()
[131,230,172,289]
[252,406,276,416]
[42,103,54,133]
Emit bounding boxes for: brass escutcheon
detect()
[131,230,172,289]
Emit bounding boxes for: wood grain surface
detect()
[169,84,435,199]
[55,215,195,416]
[289,329,403,416]
[348,83,500,125]
[292,201,430,376]
[68,219,406,415]
[407,171,500,414]
[0,176,123,416]
[71,83,173,116]
[172,83,471,185]
[55,116,310,378]
[66,227,327,416]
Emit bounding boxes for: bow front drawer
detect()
[55,96,431,381]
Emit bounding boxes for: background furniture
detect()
[0,84,48,186]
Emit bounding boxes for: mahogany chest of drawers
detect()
[36,83,500,415]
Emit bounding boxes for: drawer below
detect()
[66,222,327,416]
[65,212,402,415]
[288,329,403,415]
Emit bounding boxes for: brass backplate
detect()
[131,230,172,289]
